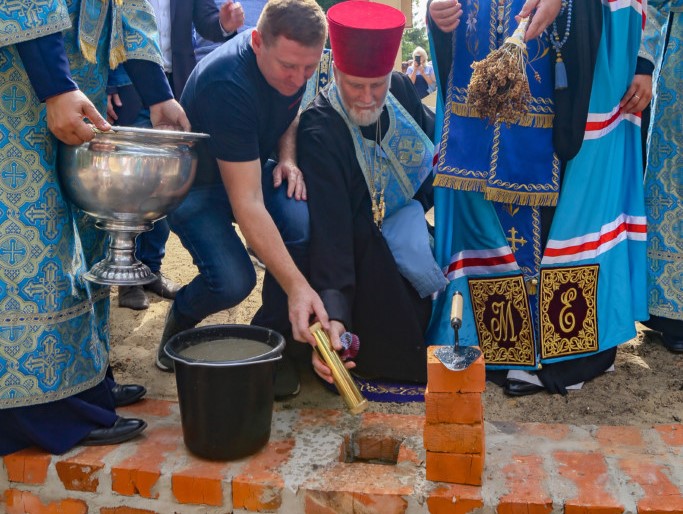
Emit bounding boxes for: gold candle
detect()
[309,322,368,415]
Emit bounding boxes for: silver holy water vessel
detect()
[59,126,208,286]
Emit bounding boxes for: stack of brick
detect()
[423,346,486,486]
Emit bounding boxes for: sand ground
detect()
[110,233,683,425]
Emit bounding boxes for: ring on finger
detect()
[634,94,640,100]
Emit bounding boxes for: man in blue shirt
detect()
[158,0,330,399]
[108,0,244,311]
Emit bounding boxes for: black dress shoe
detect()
[504,379,545,397]
[118,285,150,310]
[662,333,683,353]
[144,271,182,299]
[111,384,147,407]
[81,417,147,446]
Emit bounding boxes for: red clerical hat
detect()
[327,1,405,78]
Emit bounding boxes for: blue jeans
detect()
[136,218,169,274]
[115,88,163,271]
[167,161,309,335]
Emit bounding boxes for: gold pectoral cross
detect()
[372,192,386,230]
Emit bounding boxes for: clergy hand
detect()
[149,99,191,132]
[106,93,122,124]
[273,159,307,200]
[619,74,652,114]
[45,89,110,145]
[517,0,562,41]
[311,320,356,383]
[429,0,463,33]
[288,282,329,347]
[219,0,245,34]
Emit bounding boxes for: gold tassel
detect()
[79,0,123,65]
[516,113,555,128]
[484,188,558,207]
[433,174,487,192]
[109,44,127,70]
[79,38,98,64]
[452,102,554,128]
[451,102,482,118]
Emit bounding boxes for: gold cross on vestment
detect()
[507,227,527,252]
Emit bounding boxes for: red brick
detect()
[425,389,483,425]
[172,460,229,506]
[352,432,401,463]
[3,448,51,484]
[654,424,683,447]
[344,413,424,464]
[303,462,413,513]
[304,490,408,514]
[595,426,644,452]
[498,503,553,514]
[620,457,683,513]
[423,423,484,454]
[425,451,483,486]
[522,423,571,441]
[554,451,623,514]
[360,412,425,436]
[4,489,87,514]
[396,444,420,465]
[111,425,181,498]
[311,462,414,495]
[427,347,485,393]
[100,508,158,514]
[233,439,294,511]
[497,455,552,514]
[56,445,116,492]
[426,484,484,514]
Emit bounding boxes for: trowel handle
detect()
[450,291,463,330]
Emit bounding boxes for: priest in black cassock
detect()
[298,0,446,384]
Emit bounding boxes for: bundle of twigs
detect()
[467,17,535,125]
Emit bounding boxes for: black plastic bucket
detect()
[164,324,285,460]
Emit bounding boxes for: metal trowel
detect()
[434,291,482,371]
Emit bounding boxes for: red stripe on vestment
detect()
[447,253,517,274]
[585,110,641,139]
[545,221,645,258]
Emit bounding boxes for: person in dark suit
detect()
[160,0,245,97]
[108,0,244,311]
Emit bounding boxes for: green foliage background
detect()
[315,0,343,12]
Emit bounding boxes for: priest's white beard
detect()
[348,103,385,126]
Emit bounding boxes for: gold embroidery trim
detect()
[539,265,599,359]
[432,174,559,207]
[451,102,555,128]
[468,274,537,367]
